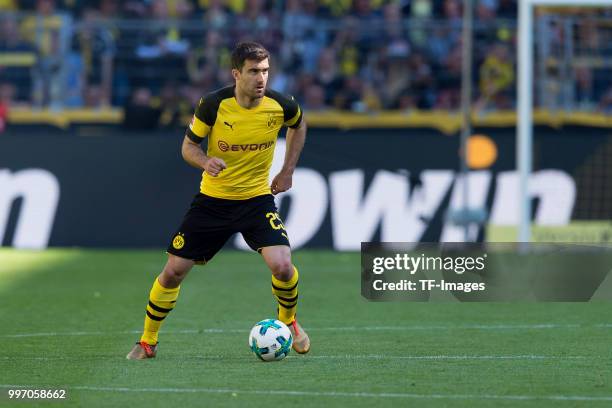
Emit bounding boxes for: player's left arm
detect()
[271,118,307,195]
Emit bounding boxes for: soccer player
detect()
[127,42,310,359]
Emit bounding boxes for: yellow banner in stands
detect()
[6,108,612,131]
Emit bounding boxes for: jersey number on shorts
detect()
[266,212,286,231]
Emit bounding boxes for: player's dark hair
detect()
[231,42,270,72]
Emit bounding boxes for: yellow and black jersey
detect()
[186,85,303,200]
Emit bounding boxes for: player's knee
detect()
[161,262,190,286]
[270,259,294,281]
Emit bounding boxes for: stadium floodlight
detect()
[517,0,612,242]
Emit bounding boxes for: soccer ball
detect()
[248,319,293,361]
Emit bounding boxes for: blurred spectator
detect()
[99,0,120,18]
[314,47,343,106]
[123,87,161,130]
[0,16,36,102]
[141,0,190,57]
[435,41,462,109]
[476,0,497,22]
[134,21,189,92]
[350,0,382,55]
[409,0,433,18]
[334,75,362,111]
[151,81,192,127]
[294,72,317,106]
[407,52,434,109]
[428,25,455,63]
[381,53,410,109]
[359,80,382,112]
[123,0,149,18]
[20,0,71,108]
[303,84,328,111]
[496,0,517,18]
[383,2,411,61]
[281,0,325,74]
[332,17,362,77]
[0,0,17,10]
[180,83,203,110]
[70,8,115,106]
[154,0,193,18]
[0,82,17,133]
[394,89,418,112]
[197,0,245,15]
[352,0,381,19]
[187,29,230,89]
[598,86,612,113]
[83,84,107,108]
[475,43,514,112]
[443,0,462,25]
[268,62,290,94]
[440,0,463,49]
[233,0,273,37]
[319,0,352,17]
[575,66,594,110]
[64,40,84,107]
[283,0,314,42]
[405,0,429,49]
[201,0,232,30]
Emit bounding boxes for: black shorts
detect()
[166,193,290,263]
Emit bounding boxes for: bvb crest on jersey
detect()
[267,114,278,128]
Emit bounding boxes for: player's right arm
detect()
[182,97,226,177]
[181,137,226,177]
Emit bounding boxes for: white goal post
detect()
[517,0,612,242]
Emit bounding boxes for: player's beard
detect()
[237,80,266,102]
[252,83,266,99]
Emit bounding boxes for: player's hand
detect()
[271,171,292,195]
[204,157,227,177]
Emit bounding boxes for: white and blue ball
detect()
[248,319,292,361]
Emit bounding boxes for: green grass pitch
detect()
[1,248,610,407]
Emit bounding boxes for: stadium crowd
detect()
[0,0,610,126]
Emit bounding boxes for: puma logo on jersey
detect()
[224,121,235,130]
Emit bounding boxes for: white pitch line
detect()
[2,323,607,338]
[0,355,590,362]
[0,356,69,360]
[303,355,587,360]
[1,384,611,402]
[1,329,231,338]
[318,324,587,330]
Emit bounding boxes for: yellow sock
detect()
[140,278,180,345]
[272,266,299,325]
